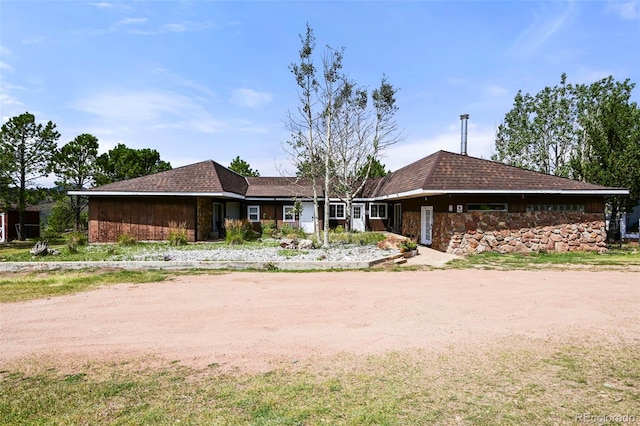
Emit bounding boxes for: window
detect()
[467,203,508,212]
[248,205,260,222]
[369,203,388,219]
[526,204,585,212]
[283,205,295,222]
[329,203,346,219]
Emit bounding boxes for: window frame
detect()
[329,203,346,220]
[467,203,509,212]
[369,203,388,219]
[247,205,260,222]
[283,205,296,222]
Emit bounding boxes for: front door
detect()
[420,206,433,245]
[0,212,4,243]
[299,202,315,233]
[393,203,402,233]
[351,203,365,232]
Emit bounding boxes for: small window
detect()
[369,203,388,219]
[248,205,260,222]
[283,205,295,222]
[467,203,508,212]
[329,203,346,219]
[526,204,585,212]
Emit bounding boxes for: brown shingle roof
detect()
[371,150,619,197]
[81,151,625,199]
[245,177,319,198]
[87,160,248,195]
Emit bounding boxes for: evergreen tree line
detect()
[0,112,171,239]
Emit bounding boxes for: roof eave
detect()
[368,188,629,201]
[68,190,246,199]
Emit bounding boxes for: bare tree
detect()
[285,24,344,246]
[332,75,402,230]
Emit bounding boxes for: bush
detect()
[66,231,88,253]
[330,231,386,245]
[168,221,188,246]
[261,220,276,238]
[279,223,306,239]
[117,233,138,246]
[225,218,258,245]
[44,198,74,237]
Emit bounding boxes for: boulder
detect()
[298,239,314,250]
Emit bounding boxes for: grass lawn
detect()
[1,242,638,425]
[1,342,638,425]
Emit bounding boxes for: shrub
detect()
[66,231,88,253]
[261,220,276,238]
[117,233,138,246]
[168,221,188,246]
[398,239,418,252]
[279,223,306,239]
[225,218,258,245]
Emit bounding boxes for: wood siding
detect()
[88,197,196,243]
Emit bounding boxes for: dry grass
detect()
[2,337,638,425]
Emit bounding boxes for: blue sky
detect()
[1,0,639,184]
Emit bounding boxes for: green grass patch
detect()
[1,342,637,425]
[0,270,170,303]
[446,247,640,270]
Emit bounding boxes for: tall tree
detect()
[0,112,60,240]
[94,143,171,185]
[228,156,260,177]
[52,133,99,230]
[358,156,390,178]
[570,77,640,238]
[286,24,399,243]
[332,76,402,230]
[285,23,324,242]
[493,74,577,177]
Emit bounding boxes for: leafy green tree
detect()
[0,112,60,240]
[570,77,640,237]
[228,156,260,177]
[52,133,99,230]
[358,156,390,178]
[493,73,577,177]
[94,143,171,185]
[44,197,75,236]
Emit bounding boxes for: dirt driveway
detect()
[1,270,638,372]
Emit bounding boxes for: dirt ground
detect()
[1,270,638,372]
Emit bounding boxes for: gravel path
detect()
[128,244,398,263]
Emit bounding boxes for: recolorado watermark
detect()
[575,413,637,423]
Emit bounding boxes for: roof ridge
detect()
[421,150,444,187]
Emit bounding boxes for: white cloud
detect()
[605,0,639,20]
[21,36,48,45]
[73,88,229,134]
[230,88,273,108]
[485,85,510,98]
[383,123,497,173]
[90,2,113,8]
[128,20,215,35]
[0,61,13,71]
[117,17,148,25]
[507,1,577,59]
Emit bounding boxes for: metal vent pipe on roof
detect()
[459,114,469,155]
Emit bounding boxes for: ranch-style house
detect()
[70,149,628,255]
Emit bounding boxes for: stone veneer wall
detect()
[433,211,607,255]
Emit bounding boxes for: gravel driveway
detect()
[1,269,637,372]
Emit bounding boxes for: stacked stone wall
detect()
[433,211,606,255]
